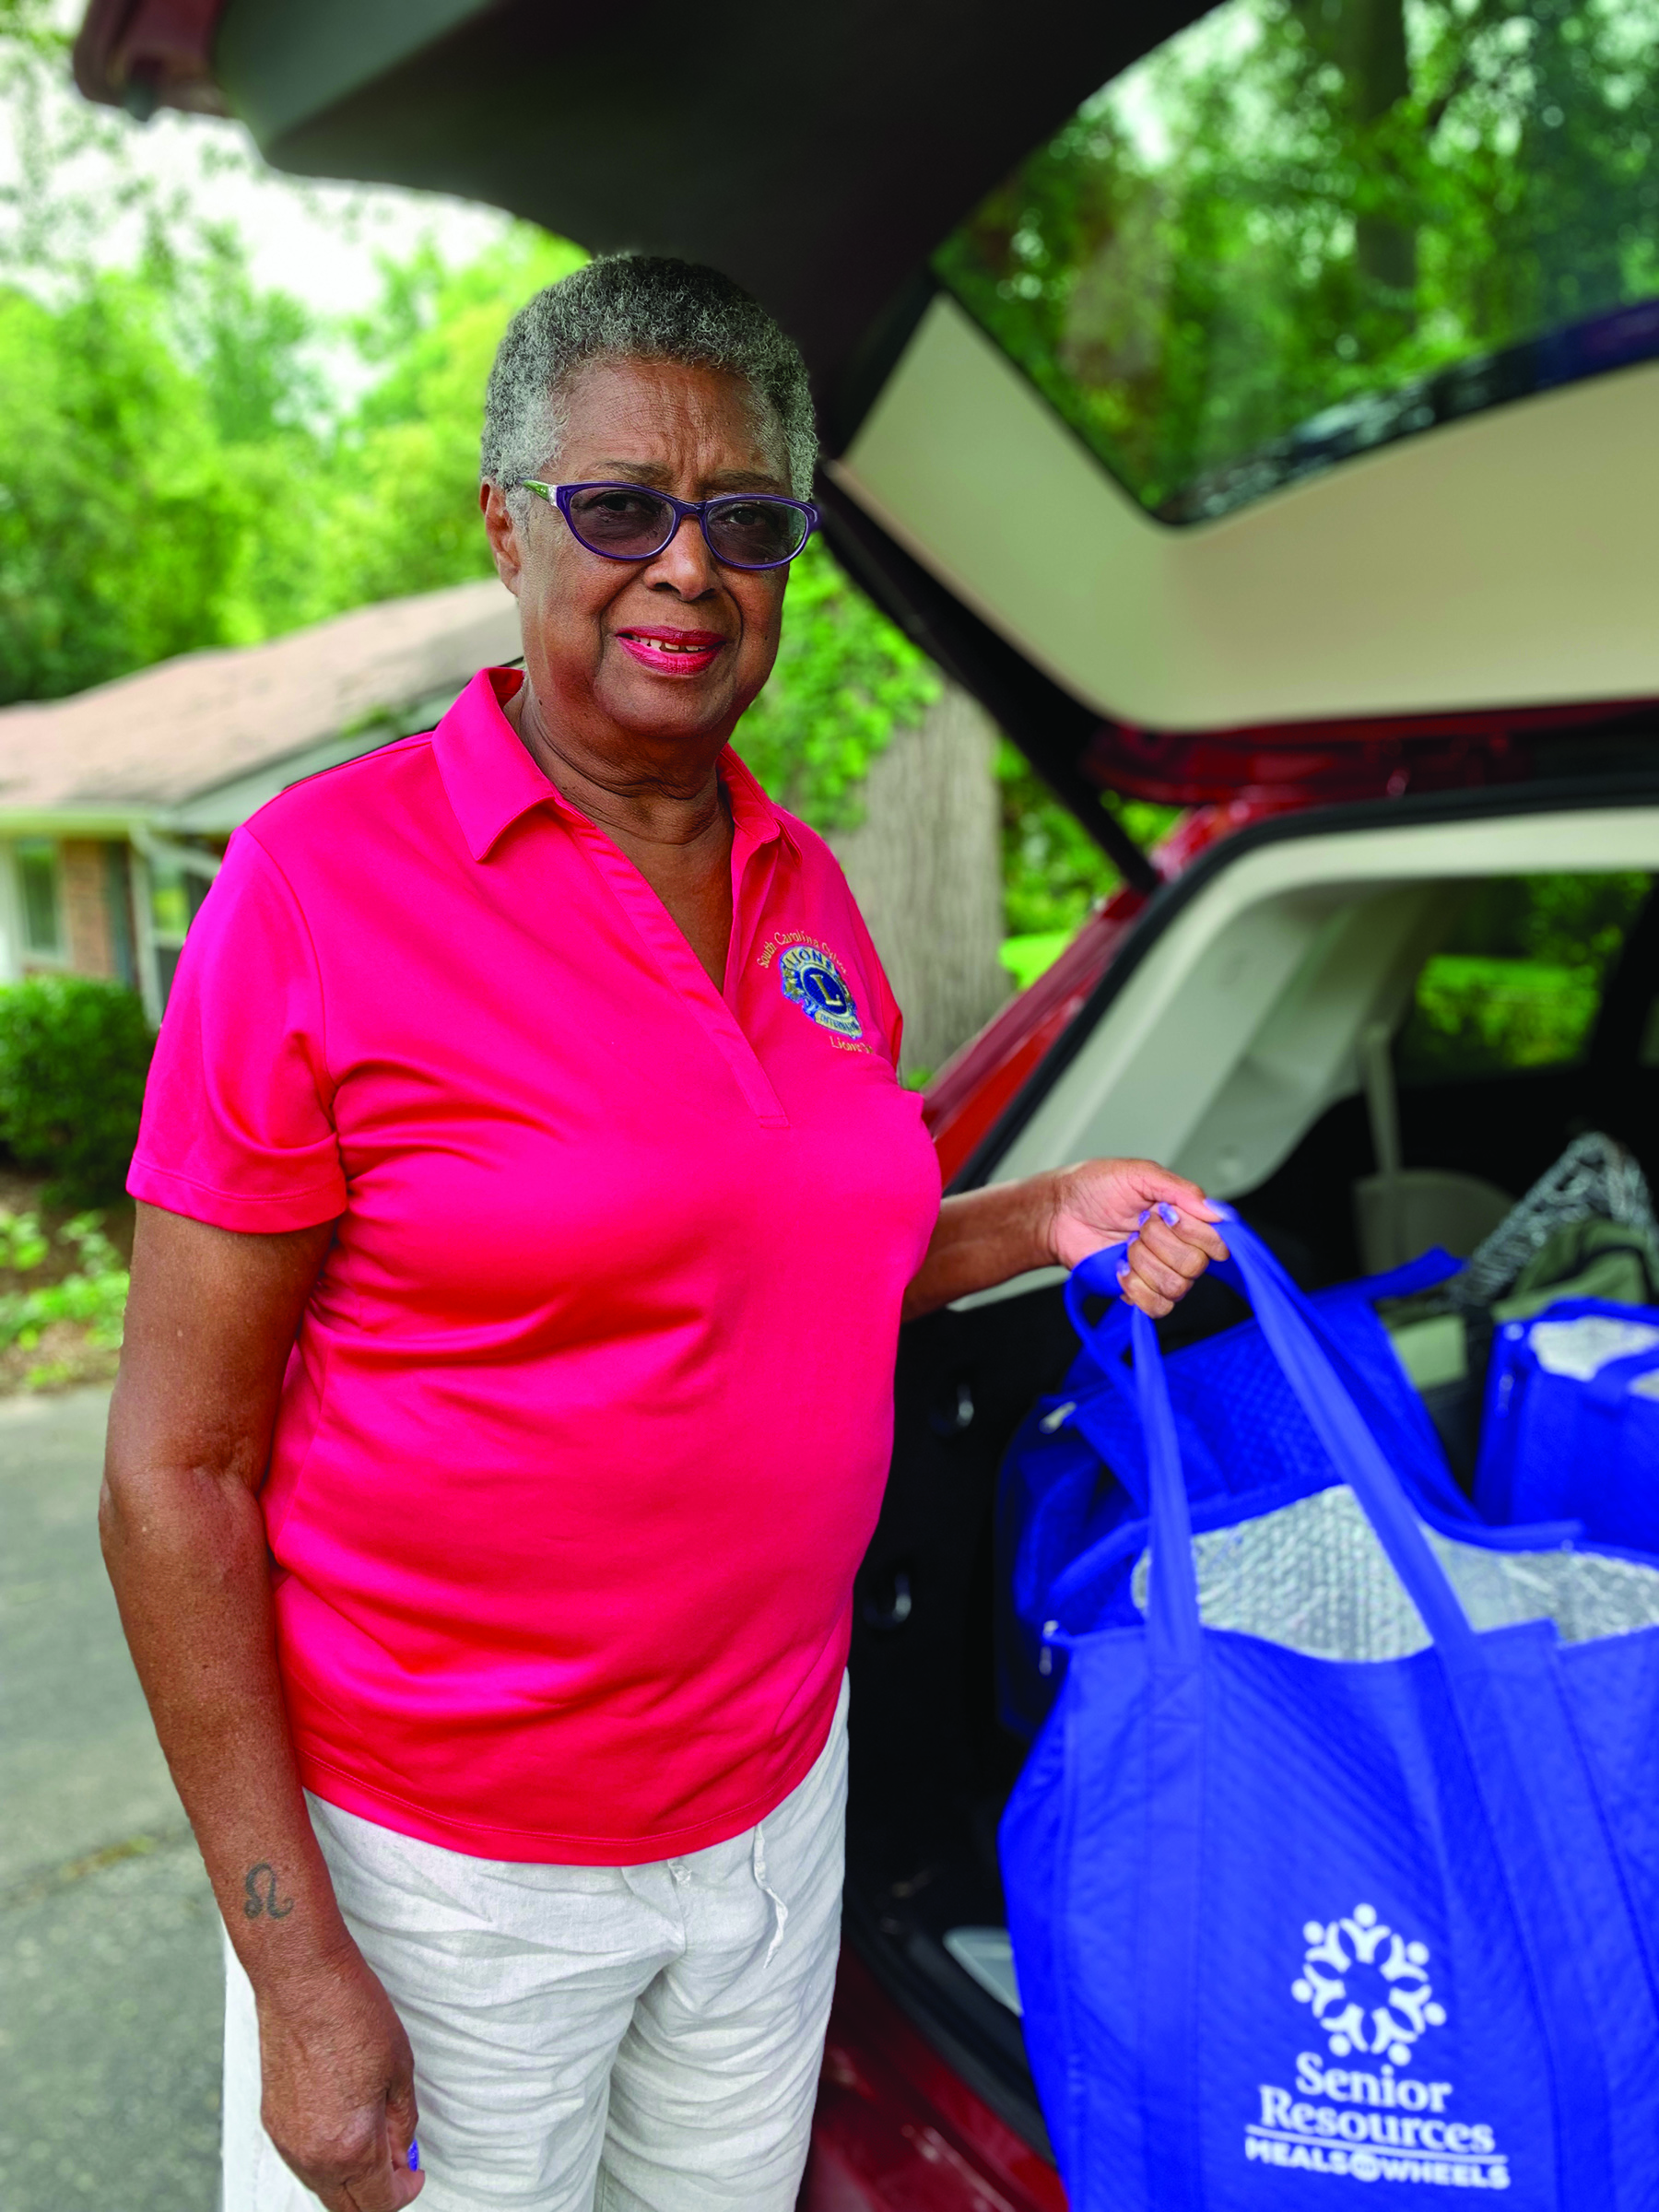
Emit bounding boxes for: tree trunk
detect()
[1296,0,1418,300]
[827,681,1010,1082]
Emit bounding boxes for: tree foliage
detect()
[998,743,1176,935]
[0,124,933,824]
[316,231,585,606]
[1397,870,1653,1077]
[938,0,1659,515]
[0,16,1121,900]
[0,220,573,700]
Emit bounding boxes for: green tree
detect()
[0,226,343,701]
[315,230,586,606]
[0,12,952,820]
[936,0,1659,516]
[998,744,1175,935]
[0,270,251,699]
[729,537,940,829]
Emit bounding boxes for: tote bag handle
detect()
[1111,1209,1614,2208]
[1063,1241,1461,1401]
[1062,1235,1465,1561]
[1586,1343,1659,1410]
[1131,1224,1477,1663]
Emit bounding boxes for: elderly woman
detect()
[102,255,1224,2212]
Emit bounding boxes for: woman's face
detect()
[481,357,793,767]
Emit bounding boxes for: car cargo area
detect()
[844,780,1659,2158]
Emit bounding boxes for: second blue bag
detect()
[1476,1297,1659,1552]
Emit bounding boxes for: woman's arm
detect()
[101,1203,423,2212]
[902,1159,1229,1324]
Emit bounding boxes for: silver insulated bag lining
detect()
[1131,1483,1659,1661]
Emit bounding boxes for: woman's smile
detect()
[613,624,727,677]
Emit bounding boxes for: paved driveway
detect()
[0,1386,221,2211]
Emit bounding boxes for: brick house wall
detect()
[59,840,119,981]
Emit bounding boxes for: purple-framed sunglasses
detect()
[519,479,818,571]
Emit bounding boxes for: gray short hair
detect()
[481,254,818,509]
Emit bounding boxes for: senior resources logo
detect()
[776,941,863,1040]
[1244,1901,1511,2190]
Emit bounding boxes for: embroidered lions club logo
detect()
[778,943,862,1039]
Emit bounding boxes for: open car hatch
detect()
[76,0,1659,812]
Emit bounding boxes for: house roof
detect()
[0,581,519,820]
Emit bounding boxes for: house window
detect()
[15,841,62,956]
[148,862,195,943]
[146,851,218,1009]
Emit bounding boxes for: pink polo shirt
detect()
[130,667,941,1864]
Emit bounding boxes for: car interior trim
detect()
[952,771,1659,1210]
[836,294,1659,732]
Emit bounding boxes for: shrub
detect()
[0,1211,129,1356]
[0,977,153,1203]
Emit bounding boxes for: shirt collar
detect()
[719,744,801,861]
[433,665,802,864]
[433,668,559,861]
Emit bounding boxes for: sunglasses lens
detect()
[706,499,810,567]
[565,486,675,557]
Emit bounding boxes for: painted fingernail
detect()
[409,2139,421,2173]
[1138,1207,1153,1228]
[1158,1202,1181,1225]
[1116,1264,1131,1288]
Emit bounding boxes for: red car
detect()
[80,4,1659,2203]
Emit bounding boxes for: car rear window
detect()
[1396,871,1653,1081]
[935,0,1659,523]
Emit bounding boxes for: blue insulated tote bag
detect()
[995,1249,1477,1741]
[1476,1299,1659,1554]
[1001,1214,1659,2212]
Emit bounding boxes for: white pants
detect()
[224,1676,849,2212]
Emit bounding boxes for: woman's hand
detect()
[258,1946,423,2212]
[1046,1159,1230,1317]
[902,1159,1229,1323]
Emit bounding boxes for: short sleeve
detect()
[128,829,347,1232]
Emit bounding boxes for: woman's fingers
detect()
[1117,1239,1194,1315]
[1116,1249,1178,1318]
[279,2101,424,2212]
[384,2073,421,2191]
[1114,1206,1230,1315]
[1135,1210,1230,1273]
[1124,1164,1226,1227]
[1051,1158,1229,1284]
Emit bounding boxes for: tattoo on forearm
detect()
[242,1863,295,1920]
